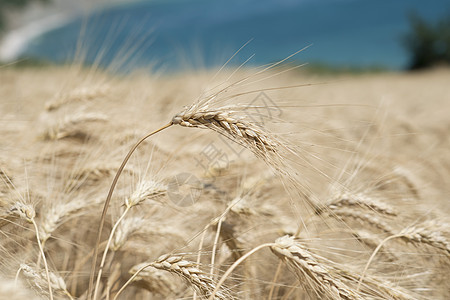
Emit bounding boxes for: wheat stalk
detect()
[89,123,172,299]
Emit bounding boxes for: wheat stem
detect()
[14,267,22,287]
[267,261,283,300]
[211,217,224,278]
[280,281,300,300]
[88,122,172,300]
[32,219,54,300]
[93,206,131,300]
[209,243,274,300]
[113,263,152,300]
[64,290,75,300]
[194,225,210,300]
[356,234,401,292]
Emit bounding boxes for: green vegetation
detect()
[302,62,388,75]
[0,0,50,32]
[403,13,450,70]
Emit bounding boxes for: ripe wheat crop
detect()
[0,60,449,300]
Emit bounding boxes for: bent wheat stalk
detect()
[88,123,172,300]
[210,243,275,300]
[92,206,130,300]
[91,102,285,299]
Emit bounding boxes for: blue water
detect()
[23,0,450,72]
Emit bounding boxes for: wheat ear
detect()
[19,263,73,299]
[10,203,53,300]
[93,179,166,300]
[172,109,280,162]
[316,192,397,216]
[153,254,232,299]
[331,208,396,235]
[43,112,108,140]
[399,220,450,254]
[126,262,177,295]
[270,235,361,300]
[358,220,450,291]
[121,255,231,300]
[45,85,109,111]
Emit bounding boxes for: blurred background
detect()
[0,0,449,73]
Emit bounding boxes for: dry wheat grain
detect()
[148,254,232,300]
[172,109,281,164]
[128,263,178,295]
[316,191,397,216]
[271,235,362,300]
[45,85,109,111]
[20,263,73,299]
[42,112,108,140]
[399,221,450,254]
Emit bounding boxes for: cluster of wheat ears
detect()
[0,59,449,299]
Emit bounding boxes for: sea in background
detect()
[8,0,450,72]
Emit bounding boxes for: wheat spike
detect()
[10,202,36,223]
[42,112,108,140]
[128,263,178,295]
[271,236,414,300]
[110,216,145,251]
[149,254,231,300]
[172,109,280,160]
[45,85,109,111]
[316,191,397,216]
[400,221,450,254]
[332,208,396,235]
[125,179,167,208]
[20,264,73,299]
[38,195,102,243]
[271,235,362,300]
[0,276,36,300]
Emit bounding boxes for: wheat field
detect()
[0,63,449,299]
